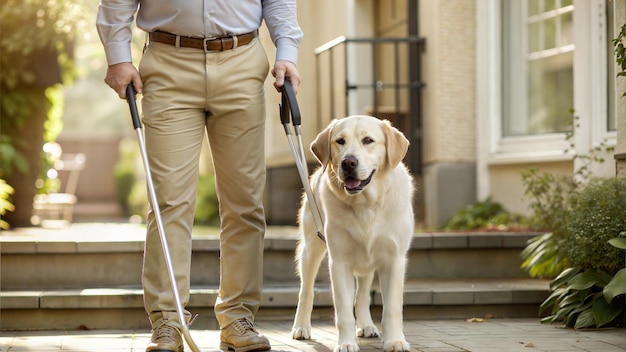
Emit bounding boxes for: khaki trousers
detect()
[138,37,270,329]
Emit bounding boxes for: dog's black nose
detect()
[341,155,358,172]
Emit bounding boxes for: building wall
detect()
[261,0,375,169]
[419,0,477,227]
[263,0,624,227]
[488,161,572,215]
[478,0,618,218]
[261,0,368,224]
[261,0,480,227]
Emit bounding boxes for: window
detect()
[476,0,615,199]
[502,0,575,137]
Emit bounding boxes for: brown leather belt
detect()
[149,31,257,52]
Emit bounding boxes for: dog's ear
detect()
[382,119,410,168]
[310,119,336,170]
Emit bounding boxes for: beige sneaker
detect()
[146,322,183,352]
[220,318,271,352]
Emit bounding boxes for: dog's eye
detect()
[363,137,374,145]
[336,138,345,145]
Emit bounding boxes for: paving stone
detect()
[2,319,624,351]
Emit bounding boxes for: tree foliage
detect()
[0,0,88,226]
[1,0,87,175]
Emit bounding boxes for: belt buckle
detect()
[203,35,239,52]
[203,36,218,52]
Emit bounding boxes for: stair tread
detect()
[1,278,549,310]
[0,278,550,292]
[0,225,541,253]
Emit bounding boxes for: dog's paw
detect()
[383,340,411,352]
[334,342,360,352]
[356,325,380,338]
[291,326,312,340]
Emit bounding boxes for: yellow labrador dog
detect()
[291,115,414,352]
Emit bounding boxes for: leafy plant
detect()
[521,168,574,232]
[520,108,617,279]
[564,177,626,272]
[194,174,220,226]
[0,0,84,178]
[114,138,138,216]
[0,1,88,226]
[538,177,626,328]
[564,113,614,182]
[444,197,528,231]
[124,173,219,226]
[519,168,574,278]
[540,265,625,329]
[520,232,569,279]
[0,179,15,230]
[613,23,626,92]
[540,231,626,329]
[534,23,626,329]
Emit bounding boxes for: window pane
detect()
[544,17,557,49]
[501,0,574,136]
[561,12,573,46]
[528,0,540,16]
[527,52,573,134]
[544,0,557,12]
[528,21,542,52]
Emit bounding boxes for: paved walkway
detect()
[1,318,624,352]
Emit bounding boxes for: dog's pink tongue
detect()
[345,178,362,190]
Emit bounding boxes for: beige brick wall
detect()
[420,0,476,164]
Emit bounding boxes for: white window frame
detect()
[476,0,615,199]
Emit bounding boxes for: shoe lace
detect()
[231,318,256,334]
[153,324,181,344]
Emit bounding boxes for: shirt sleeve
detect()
[96,0,140,65]
[262,0,303,65]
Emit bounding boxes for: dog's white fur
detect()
[291,115,414,352]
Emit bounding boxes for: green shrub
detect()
[529,27,626,329]
[541,265,625,329]
[541,232,626,329]
[538,177,626,329]
[127,180,148,219]
[194,174,219,226]
[520,168,576,278]
[125,173,219,226]
[565,177,626,272]
[113,138,138,216]
[521,232,570,279]
[444,197,528,231]
[0,179,15,229]
[521,168,575,233]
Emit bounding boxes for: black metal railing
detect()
[314,35,425,174]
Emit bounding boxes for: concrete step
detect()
[0,278,549,330]
[1,224,540,289]
[0,224,549,331]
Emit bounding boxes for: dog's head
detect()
[310,115,409,195]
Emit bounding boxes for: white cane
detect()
[126,84,201,352]
[279,81,325,242]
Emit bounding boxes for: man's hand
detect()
[272,60,301,94]
[104,62,143,99]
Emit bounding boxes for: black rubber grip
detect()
[126,84,141,130]
[280,80,301,126]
